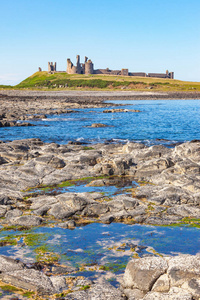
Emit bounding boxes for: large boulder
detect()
[122,257,168,292]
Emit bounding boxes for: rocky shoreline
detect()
[0,91,200,299]
[0,138,200,299]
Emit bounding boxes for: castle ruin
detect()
[47,55,174,79]
[48,62,56,73]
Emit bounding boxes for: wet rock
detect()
[50,265,78,275]
[0,121,34,127]
[90,123,109,127]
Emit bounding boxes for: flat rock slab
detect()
[0,268,55,295]
[0,255,25,273]
[10,215,43,226]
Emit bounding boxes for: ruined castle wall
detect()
[129,72,147,77]
[94,69,120,75]
[148,73,168,78]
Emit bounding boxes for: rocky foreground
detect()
[0,137,200,299]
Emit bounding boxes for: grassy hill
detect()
[1,71,200,92]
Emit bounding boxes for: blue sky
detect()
[0,0,200,85]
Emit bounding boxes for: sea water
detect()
[1,99,200,145]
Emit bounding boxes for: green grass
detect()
[1,71,200,92]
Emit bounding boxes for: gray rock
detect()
[35,155,65,168]
[122,257,168,292]
[89,280,125,299]
[10,215,43,226]
[0,255,25,272]
[64,290,89,300]
[0,205,9,217]
[5,209,23,220]
[50,275,67,292]
[123,288,145,299]
[143,287,193,300]
[152,274,170,292]
[0,269,55,295]
[51,265,78,275]
[48,203,75,219]
[168,254,200,287]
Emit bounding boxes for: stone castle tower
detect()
[67,55,94,74]
[48,62,56,73]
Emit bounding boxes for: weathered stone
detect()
[143,287,193,300]
[51,265,78,275]
[50,275,68,292]
[5,209,23,220]
[89,280,125,299]
[0,269,55,295]
[123,288,145,299]
[168,254,200,287]
[10,215,43,226]
[122,257,168,292]
[48,203,75,219]
[64,290,89,300]
[0,255,25,273]
[152,274,170,292]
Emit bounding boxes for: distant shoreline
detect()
[1,90,200,100]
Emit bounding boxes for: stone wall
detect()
[47,55,175,79]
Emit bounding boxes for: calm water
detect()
[0,223,199,283]
[1,99,200,280]
[1,99,200,145]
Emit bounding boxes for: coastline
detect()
[1,89,200,101]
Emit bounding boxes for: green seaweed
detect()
[22,291,35,298]
[1,284,22,292]
[23,233,49,246]
[0,234,18,246]
[99,262,126,273]
[82,146,94,150]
